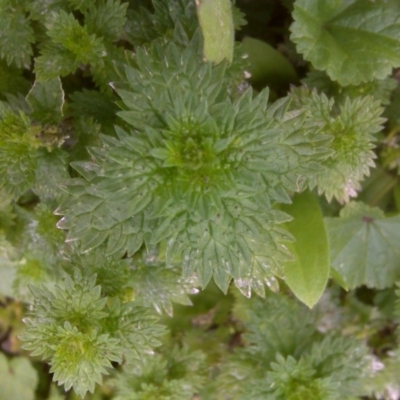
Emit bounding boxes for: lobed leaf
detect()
[291,0,400,85]
[326,202,400,289]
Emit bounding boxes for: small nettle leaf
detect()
[0,4,34,68]
[124,0,198,46]
[280,191,330,308]
[84,0,128,41]
[34,45,81,80]
[26,77,64,124]
[290,0,400,86]
[35,10,106,80]
[325,201,400,289]
[0,107,39,200]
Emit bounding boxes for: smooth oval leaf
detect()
[290,0,400,86]
[241,37,298,91]
[281,191,330,308]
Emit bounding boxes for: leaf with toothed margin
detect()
[290,0,400,86]
[55,37,331,293]
[128,264,199,317]
[325,201,400,289]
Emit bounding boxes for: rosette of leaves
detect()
[288,87,385,203]
[0,75,68,205]
[217,292,369,400]
[113,345,206,400]
[55,34,331,296]
[21,269,166,398]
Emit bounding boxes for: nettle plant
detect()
[1,0,400,399]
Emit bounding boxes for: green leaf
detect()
[129,265,197,317]
[303,71,397,106]
[124,0,198,46]
[0,234,17,297]
[281,191,330,308]
[0,4,34,68]
[33,149,69,203]
[0,60,30,97]
[325,202,400,289]
[35,10,106,80]
[196,0,234,63]
[0,108,38,200]
[84,0,128,42]
[288,88,384,203]
[34,45,81,80]
[26,77,64,124]
[241,37,298,91]
[114,346,206,400]
[0,354,38,400]
[290,0,400,85]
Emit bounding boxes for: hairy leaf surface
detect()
[291,0,400,85]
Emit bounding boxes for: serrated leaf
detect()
[289,88,384,203]
[26,77,64,124]
[196,0,234,63]
[85,0,128,41]
[0,354,38,400]
[290,0,400,85]
[36,11,106,80]
[325,201,400,289]
[35,45,80,80]
[0,6,34,68]
[128,264,197,317]
[281,191,329,308]
[303,71,397,106]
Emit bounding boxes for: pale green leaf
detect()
[325,202,400,289]
[290,0,400,85]
[0,234,17,297]
[196,0,234,63]
[26,77,64,124]
[0,354,38,400]
[281,191,330,308]
[128,264,198,317]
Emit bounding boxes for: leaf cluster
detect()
[0,0,400,398]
